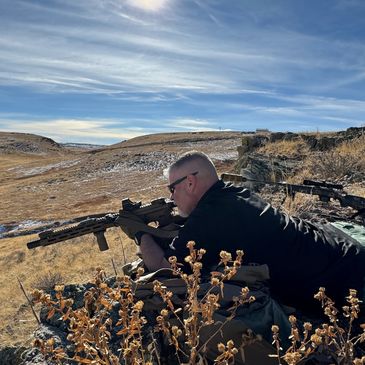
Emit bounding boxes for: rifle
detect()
[27,198,184,251]
[221,173,365,219]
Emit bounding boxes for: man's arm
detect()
[139,233,171,271]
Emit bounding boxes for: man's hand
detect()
[118,211,147,239]
[116,212,181,242]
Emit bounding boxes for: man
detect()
[132,151,365,313]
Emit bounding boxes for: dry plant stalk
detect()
[153,241,255,364]
[17,276,40,325]
[31,267,148,365]
[271,287,365,365]
[30,243,257,364]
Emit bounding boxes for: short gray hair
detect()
[168,151,216,175]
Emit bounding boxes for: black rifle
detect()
[221,173,365,219]
[27,198,184,251]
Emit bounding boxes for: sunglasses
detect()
[167,171,199,194]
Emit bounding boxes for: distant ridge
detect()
[110,131,243,149]
[61,142,106,150]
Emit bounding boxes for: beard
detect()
[177,208,189,218]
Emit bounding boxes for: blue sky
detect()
[1,0,365,144]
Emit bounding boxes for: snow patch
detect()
[8,159,82,177]
[86,151,178,178]
[209,151,238,161]
[0,220,61,238]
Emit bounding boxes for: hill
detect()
[0,132,66,155]
[111,131,243,148]
[0,131,242,227]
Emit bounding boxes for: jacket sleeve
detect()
[163,202,226,271]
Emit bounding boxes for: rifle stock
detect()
[27,198,182,251]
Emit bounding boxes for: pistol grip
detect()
[94,231,109,251]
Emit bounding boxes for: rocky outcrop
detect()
[236,127,365,188]
[236,153,302,190]
[238,126,365,156]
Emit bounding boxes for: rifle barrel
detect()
[221,173,365,212]
[27,215,117,249]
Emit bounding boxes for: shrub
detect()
[33,271,64,292]
[305,135,365,182]
[30,247,365,365]
[271,287,365,365]
[30,243,253,364]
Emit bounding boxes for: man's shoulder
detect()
[205,180,252,200]
[191,182,254,220]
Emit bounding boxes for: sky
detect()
[0,0,365,145]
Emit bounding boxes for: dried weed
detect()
[30,244,255,364]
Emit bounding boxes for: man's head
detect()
[166,151,219,217]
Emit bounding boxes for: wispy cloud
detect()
[167,118,216,131]
[0,118,136,144]
[0,0,364,143]
[1,0,364,96]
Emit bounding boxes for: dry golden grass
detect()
[264,134,365,217]
[255,133,365,184]
[337,133,365,154]
[257,138,310,157]
[0,230,138,347]
[302,134,365,182]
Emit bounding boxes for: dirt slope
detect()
[0,131,242,226]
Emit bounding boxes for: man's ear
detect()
[186,174,196,192]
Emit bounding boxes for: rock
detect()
[237,153,301,190]
[314,136,338,151]
[270,132,299,142]
[0,346,28,365]
[21,325,69,365]
[238,135,269,154]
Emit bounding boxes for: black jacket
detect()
[164,180,365,312]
